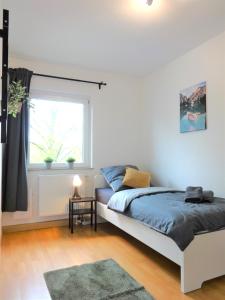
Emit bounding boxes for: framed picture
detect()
[180,81,207,133]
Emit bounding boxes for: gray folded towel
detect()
[185,186,203,203]
[185,186,214,203]
[203,190,214,203]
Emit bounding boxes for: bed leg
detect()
[180,263,203,293]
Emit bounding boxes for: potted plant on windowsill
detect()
[44,157,54,169]
[66,157,76,169]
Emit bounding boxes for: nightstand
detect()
[69,197,97,233]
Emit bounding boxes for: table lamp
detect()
[72,174,82,199]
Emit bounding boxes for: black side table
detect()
[69,197,97,233]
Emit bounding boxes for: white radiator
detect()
[38,174,92,217]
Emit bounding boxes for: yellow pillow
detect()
[123,168,151,188]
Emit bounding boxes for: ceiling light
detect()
[146,0,153,5]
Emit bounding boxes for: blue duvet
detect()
[107,188,225,250]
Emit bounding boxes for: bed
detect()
[94,175,225,293]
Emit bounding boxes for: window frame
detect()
[28,89,92,170]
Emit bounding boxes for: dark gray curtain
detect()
[2,68,33,212]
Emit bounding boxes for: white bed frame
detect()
[95,175,225,293]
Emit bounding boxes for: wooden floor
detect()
[1,223,225,300]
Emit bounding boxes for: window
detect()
[29,91,91,168]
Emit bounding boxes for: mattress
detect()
[95,188,114,205]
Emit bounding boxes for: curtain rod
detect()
[33,72,107,90]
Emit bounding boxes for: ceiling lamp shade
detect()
[146,0,153,5]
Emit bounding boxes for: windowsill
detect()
[28,166,94,172]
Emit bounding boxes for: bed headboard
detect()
[94,175,109,189]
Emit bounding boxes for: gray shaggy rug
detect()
[44,259,154,300]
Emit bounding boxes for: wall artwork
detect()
[180,81,207,133]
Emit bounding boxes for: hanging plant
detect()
[8,80,32,118]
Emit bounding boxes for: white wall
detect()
[142,31,225,196]
[3,56,144,225]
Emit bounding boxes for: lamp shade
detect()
[146,0,153,5]
[73,175,82,187]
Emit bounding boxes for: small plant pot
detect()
[45,162,52,169]
[67,162,74,169]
